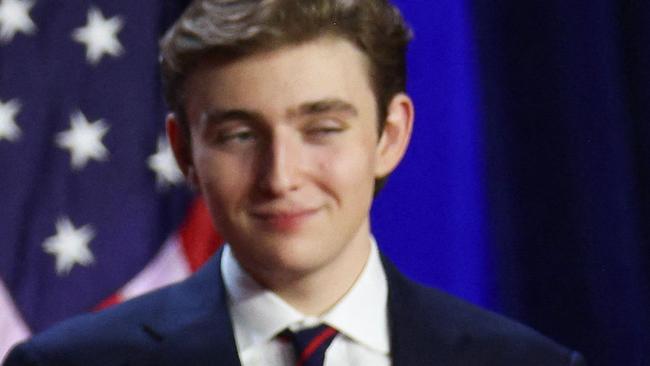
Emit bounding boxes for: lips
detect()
[249,207,320,231]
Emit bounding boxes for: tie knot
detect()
[281,324,338,366]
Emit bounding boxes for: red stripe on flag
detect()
[93,294,123,311]
[179,197,223,271]
[92,196,222,311]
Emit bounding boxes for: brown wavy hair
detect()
[160,0,411,134]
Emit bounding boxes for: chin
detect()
[241,235,338,276]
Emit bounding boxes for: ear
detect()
[374,93,414,178]
[166,113,199,188]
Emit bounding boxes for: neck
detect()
[275,241,371,316]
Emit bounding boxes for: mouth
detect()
[249,207,320,231]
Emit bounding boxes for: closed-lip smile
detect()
[249,207,320,230]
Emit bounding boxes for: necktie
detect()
[282,324,338,366]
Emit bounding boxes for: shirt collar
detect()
[322,238,389,354]
[221,245,303,350]
[221,238,389,355]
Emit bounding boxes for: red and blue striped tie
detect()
[283,324,338,366]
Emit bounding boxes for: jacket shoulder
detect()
[384,258,585,365]
[4,255,224,366]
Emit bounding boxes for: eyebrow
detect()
[289,99,358,118]
[199,98,358,127]
[200,109,265,127]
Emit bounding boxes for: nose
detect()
[258,130,301,196]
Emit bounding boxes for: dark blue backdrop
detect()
[373,1,649,365]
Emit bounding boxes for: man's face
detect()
[171,37,411,282]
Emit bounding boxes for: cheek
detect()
[313,141,377,194]
[194,149,252,205]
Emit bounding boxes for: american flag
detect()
[0,0,221,360]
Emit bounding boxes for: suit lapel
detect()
[383,255,458,366]
[142,250,242,366]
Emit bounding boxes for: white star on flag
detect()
[148,136,184,187]
[43,217,96,276]
[56,110,110,169]
[0,98,22,141]
[0,0,36,43]
[72,7,123,65]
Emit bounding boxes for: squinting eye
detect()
[216,129,256,144]
[305,119,345,138]
[308,127,343,135]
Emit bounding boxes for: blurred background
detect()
[1,0,648,364]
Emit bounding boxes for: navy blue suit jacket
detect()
[4,250,586,365]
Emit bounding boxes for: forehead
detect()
[183,36,376,121]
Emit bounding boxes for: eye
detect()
[308,127,343,136]
[305,118,346,139]
[215,127,257,145]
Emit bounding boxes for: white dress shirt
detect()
[221,238,391,366]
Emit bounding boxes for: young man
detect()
[4,0,586,365]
